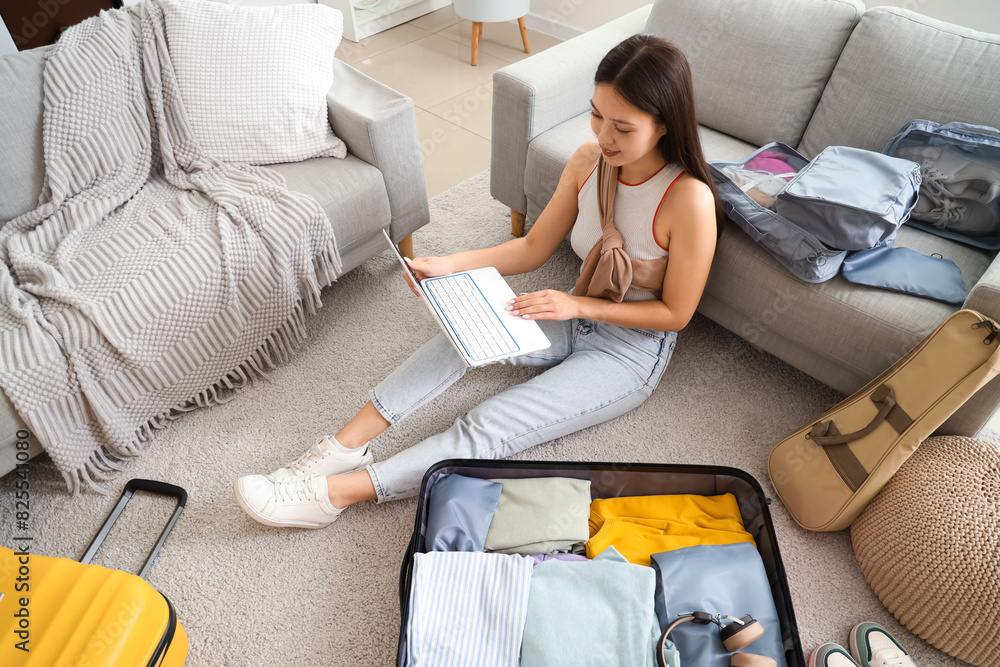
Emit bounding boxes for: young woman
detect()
[234,34,724,528]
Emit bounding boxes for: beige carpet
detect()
[0,170,981,666]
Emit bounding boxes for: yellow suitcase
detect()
[0,479,188,666]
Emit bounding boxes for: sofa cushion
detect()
[799,8,1000,158]
[0,46,48,226]
[268,153,390,257]
[698,223,994,395]
[644,0,863,149]
[697,127,760,163]
[163,0,347,165]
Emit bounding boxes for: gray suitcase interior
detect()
[396,459,805,667]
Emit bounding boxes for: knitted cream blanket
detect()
[0,2,340,492]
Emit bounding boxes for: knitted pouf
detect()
[851,435,1000,667]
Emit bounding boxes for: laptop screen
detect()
[383,229,422,293]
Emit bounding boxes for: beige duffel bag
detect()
[768,309,1000,531]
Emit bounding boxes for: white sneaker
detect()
[809,643,860,667]
[849,622,916,667]
[911,177,1000,236]
[235,474,344,529]
[267,436,374,481]
[896,144,1000,204]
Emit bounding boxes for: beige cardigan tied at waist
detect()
[573,156,669,302]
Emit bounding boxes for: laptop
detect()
[383,230,551,367]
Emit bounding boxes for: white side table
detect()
[453,0,530,65]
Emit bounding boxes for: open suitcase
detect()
[0,479,188,666]
[396,460,805,667]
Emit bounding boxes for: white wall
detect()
[526,0,649,37]
[526,0,1000,38]
[873,0,1000,33]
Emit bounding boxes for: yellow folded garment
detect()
[586,493,755,566]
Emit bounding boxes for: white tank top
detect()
[571,160,685,302]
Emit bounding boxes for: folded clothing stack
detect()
[406,474,787,667]
[406,551,533,667]
[520,546,660,667]
[485,477,592,554]
[587,492,756,565]
[423,474,591,554]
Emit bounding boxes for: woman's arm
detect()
[507,175,718,332]
[406,143,602,281]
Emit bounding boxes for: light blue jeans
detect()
[366,319,677,502]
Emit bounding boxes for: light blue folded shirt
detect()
[406,551,533,667]
[426,474,504,552]
[651,543,788,667]
[519,546,660,667]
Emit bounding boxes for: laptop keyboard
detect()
[426,273,518,361]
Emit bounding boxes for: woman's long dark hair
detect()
[595,34,725,236]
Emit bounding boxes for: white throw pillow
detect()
[163,0,347,165]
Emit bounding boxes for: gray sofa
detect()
[0,48,429,475]
[491,0,1000,437]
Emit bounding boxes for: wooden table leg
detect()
[471,22,482,66]
[397,233,414,259]
[518,17,531,54]
[511,209,525,237]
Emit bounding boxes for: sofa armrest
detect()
[964,258,1000,324]
[490,6,652,215]
[941,261,1000,436]
[326,60,429,240]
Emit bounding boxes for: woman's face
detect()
[590,83,666,169]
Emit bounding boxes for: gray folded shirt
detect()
[484,477,592,555]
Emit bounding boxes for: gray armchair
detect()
[0,50,429,476]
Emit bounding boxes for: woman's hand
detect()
[401,256,453,295]
[505,290,581,321]
[406,256,453,281]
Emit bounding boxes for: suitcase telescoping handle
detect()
[80,478,188,578]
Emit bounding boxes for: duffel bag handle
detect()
[808,385,900,446]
